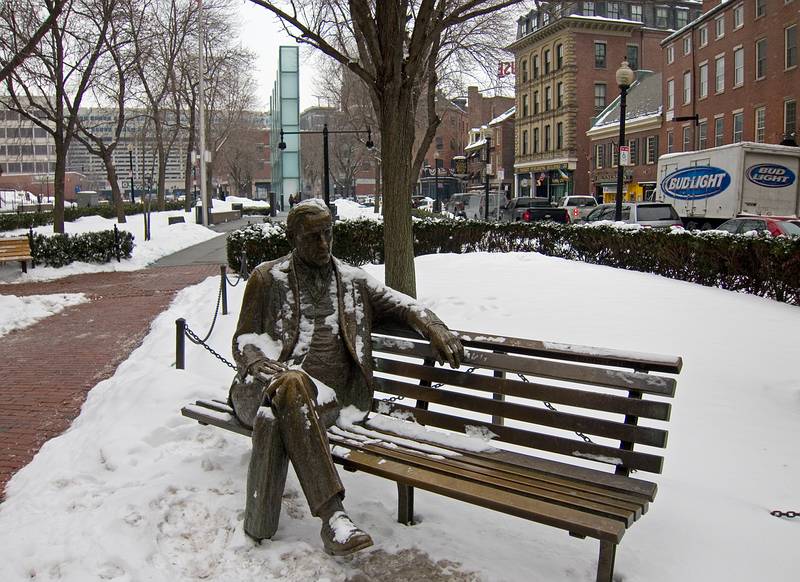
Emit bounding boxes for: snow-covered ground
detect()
[0,293,87,337]
[1,251,798,581]
[0,211,219,284]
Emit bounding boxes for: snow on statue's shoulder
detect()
[296,198,329,212]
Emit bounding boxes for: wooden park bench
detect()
[0,236,33,273]
[182,326,682,582]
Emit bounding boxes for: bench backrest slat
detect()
[373,337,676,396]
[373,400,665,474]
[375,377,668,448]
[373,357,672,421]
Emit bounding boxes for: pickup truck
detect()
[500,197,570,223]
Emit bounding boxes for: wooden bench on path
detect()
[0,236,33,273]
[182,326,682,582]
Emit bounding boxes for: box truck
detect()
[655,142,800,229]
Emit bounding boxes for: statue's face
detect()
[291,213,333,267]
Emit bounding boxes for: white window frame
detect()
[732,110,744,143]
[699,25,708,48]
[683,35,692,56]
[714,115,725,147]
[755,107,766,142]
[784,99,797,139]
[715,54,725,93]
[734,46,744,86]
[682,125,692,151]
[756,38,767,80]
[733,4,744,29]
[683,71,692,105]
[699,62,709,99]
[630,4,642,22]
[756,0,766,19]
[595,144,603,169]
[667,78,675,111]
[667,131,674,154]
[608,2,620,19]
[667,45,675,64]
[646,136,657,164]
[715,15,725,40]
[787,25,798,70]
[584,1,595,17]
[698,120,708,149]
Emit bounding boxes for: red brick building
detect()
[662,0,799,152]
[508,1,703,201]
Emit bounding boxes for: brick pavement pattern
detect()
[0,265,219,498]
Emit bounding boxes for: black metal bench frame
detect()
[182,326,681,582]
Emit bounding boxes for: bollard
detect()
[176,318,186,369]
[28,227,36,268]
[220,265,228,315]
[239,250,249,280]
[113,224,121,262]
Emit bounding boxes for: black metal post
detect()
[28,226,36,268]
[113,224,121,262]
[434,159,440,213]
[128,149,135,203]
[323,123,331,210]
[615,85,629,222]
[484,136,492,221]
[220,265,228,316]
[176,318,186,369]
[239,249,249,280]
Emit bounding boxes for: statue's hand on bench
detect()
[428,324,464,369]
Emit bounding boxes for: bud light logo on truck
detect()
[660,166,731,200]
[746,164,796,188]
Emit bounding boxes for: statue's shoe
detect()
[321,511,374,556]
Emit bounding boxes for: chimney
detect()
[467,86,481,131]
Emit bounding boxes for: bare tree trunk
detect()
[374,158,381,215]
[102,149,126,223]
[157,149,167,210]
[53,148,66,233]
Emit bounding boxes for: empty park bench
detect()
[0,236,33,273]
[182,326,682,582]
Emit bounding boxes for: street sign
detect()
[619,145,631,166]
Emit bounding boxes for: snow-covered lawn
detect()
[0,211,218,284]
[1,252,798,581]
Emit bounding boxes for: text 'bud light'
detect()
[660,166,731,200]
[746,164,796,188]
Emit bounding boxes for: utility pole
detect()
[198,0,208,226]
[484,136,492,221]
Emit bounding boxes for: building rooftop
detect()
[591,71,663,130]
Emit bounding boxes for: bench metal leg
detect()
[21,260,27,274]
[596,541,617,582]
[397,483,414,525]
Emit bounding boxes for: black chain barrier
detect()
[770,510,799,519]
[185,276,224,345]
[183,324,238,370]
[225,273,243,287]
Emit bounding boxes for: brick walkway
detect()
[0,265,219,498]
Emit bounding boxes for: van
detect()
[445,193,479,218]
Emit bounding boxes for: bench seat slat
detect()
[374,401,664,473]
[373,338,676,397]
[328,432,641,527]
[375,377,668,447]
[374,358,672,421]
[182,404,251,437]
[331,442,627,542]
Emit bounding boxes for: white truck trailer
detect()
[656,142,800,229]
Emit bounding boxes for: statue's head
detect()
[286,199,333,268]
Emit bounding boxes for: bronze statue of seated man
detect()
[229,199,463,556]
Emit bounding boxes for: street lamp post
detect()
[128,146,135,203]
[615,59,635,222]
[484,136,492,221]
[279,124,373,216]
[433,151,440,213]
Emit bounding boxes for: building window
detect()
[733,4,744,29]
[715,15,725,39]
[533,127,540,152]
[646,136,658,164]
[667,131,674,153]
[786,100,798,140]
[545,86,552,111]
[733,111,743,142]
[698,121,708,149]
[584,2,595,17]
[787,25,798,69]
[699,26,708,47]
[756,0,766,18]
[556,44,564,69]
[608,2,620,19]
[595,42,606,68]
[522,94,529,117]
[630,4,642,22]
[683,35,692,56]
[756,39,767,79]
[715,55,725,93]
[545,125,551,151]
[533,55,539,78]
[715,117,725,146]
[595,144,604,169]
[667,79,675,110]
[557,82,564,108]
[629,139,638,165]
[544,49,551,74]
[683,126,692,151]
[755,107,766,142]
[667,45,675,64]
[734,47,744,86]
[683,71,692,104]
[557,122,563,149]
[594,83,606,113]
[656,7,669,29]
[677,9,689,29]
[534,91,540,114]
[522,129,529,155]
[521,59,528,82]
[699,63,708,98]
[627,45,639,70]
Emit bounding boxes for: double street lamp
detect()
[615,59,635,222]
[278,123,374,212]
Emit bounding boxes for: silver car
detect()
[584,202,683,229]
[557,195,598,223]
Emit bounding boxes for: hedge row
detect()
[226,218,800,305]
[28,229,135,267]
[0,201,186,231]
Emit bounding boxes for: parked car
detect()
[584,202,683,228]
[715,216,800,236]
[500,196,569,223]
[557,195,598,223]
[445,192,480,218]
